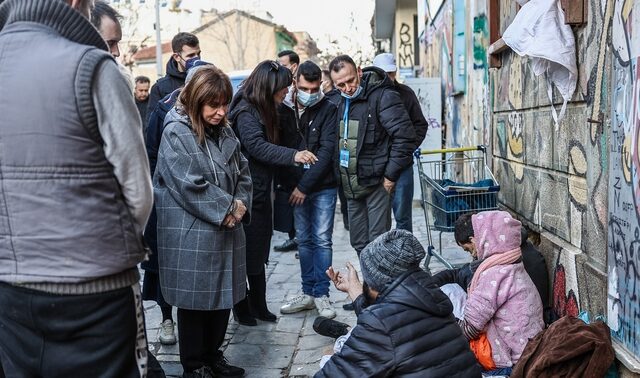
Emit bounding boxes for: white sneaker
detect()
[159,319,177,345]
[280,294,315,314]
[314,296,336,319]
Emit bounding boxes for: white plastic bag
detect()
[502,0,577,126]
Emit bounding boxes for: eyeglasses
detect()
[269,60,280,72]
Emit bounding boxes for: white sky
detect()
[115,0,376,59]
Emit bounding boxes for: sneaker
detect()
[274,238,298,252]
[314,296,336,319]
[182,366,214,378]
[313,316,350,338]
[159,319,177,345]
[280,294,315,314]
[209,356,245,377]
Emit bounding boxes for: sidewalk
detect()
[143,204,471,377]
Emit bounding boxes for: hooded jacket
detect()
[147,58,186,119]
[316,269,481,377]
[334,66,415,198]
[463,211,544,368]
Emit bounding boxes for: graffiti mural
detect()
[398,22,414,68]
[608,0,640,357]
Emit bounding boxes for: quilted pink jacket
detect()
[464,211,544,368]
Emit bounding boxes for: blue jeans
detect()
[295,187,337,298]
[392,165,414,232]
[484,367,512,376]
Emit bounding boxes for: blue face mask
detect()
[297,89,324,108]
[341,85,363,100]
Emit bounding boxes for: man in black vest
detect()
[0,0,152,375]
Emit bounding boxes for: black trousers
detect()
[0,282,147,378]
[177,308,230,372]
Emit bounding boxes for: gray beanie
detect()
[360,230,426,292]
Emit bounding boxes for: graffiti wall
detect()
[491,0,613,327]
[608,0,640,358]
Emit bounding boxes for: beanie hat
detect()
[185,60,214,85]
[360,230,426,292]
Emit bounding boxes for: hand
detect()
[223,214,237,228]
[327,262,363,300]
[383,178,396,194]
[289,188,306,206]
[232,200,247,222]
[294,150,318,165]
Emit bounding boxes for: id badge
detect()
[340,148,350,168]
[303,163,311,170]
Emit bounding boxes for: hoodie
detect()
[146,58,187,121]
[316,269,481,377]
[463,211,544,368]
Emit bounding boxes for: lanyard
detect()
[342,98,351,143]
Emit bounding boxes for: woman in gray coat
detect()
[154,66,252,378]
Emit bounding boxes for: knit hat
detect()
[185,60,214,85]
[360,230,427,292]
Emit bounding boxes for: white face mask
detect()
[340,85,363,100]
[297,89,324,108]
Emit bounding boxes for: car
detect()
[227,69,252,95]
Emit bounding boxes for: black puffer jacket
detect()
[316,269,481,377]
[335,66,415,185]
[147,58,186,118]
[392,81,429,149]
[278,98,338,194]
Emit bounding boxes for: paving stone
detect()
[158,362,182,377]
[156,354,181,363]
[276,315,306,334]
[293,349,324,365]
[288,363,321,377]
[242,368,285,378]
[242,330,299,345]
[224,344,295,368]
[158,343,179,355]
[297,334,334,351]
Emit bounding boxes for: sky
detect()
[113,0,376,60]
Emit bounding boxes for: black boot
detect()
[248,272,277,322]
[232,295,257,326]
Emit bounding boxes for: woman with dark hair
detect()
[154,66,251,378]
[229,60,318,326]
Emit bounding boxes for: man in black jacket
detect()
[279,62,339,320]
[146,32,200,123]
[317,230,481,377]
[373,53,429,232]
[328,55,415,255]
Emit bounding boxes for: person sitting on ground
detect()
[433,212,550,320]
[315,230,481,377]
[457,211,544,376]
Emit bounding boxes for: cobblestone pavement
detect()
[144,202,471,377]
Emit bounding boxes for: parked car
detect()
[228,70,252,95]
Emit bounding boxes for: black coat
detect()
[228,92,299,274]
[147,59,186,119]
[278,98,338,194]
[136,98,149,130]
[392,81,429,149]
[334,66,416,185]
[316,269,481,377]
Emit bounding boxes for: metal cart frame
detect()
[415,145,500,271]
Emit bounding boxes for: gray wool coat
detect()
[154,108,252,311]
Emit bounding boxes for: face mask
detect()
[297,89,324,108]
[341,85,363,100]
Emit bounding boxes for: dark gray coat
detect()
[154,109,252,311]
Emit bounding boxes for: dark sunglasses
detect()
[269,60,280,71]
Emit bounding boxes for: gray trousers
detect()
[347,185,392,254]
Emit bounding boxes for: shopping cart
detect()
[415,145,500,272]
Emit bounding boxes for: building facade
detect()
[375,0,640,374]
